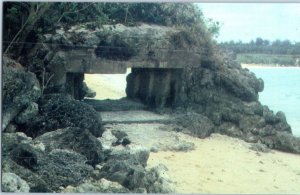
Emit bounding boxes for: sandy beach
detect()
[148,134,300,194]
[85,69,300,194]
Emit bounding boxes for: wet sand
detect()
[85,69,300,194]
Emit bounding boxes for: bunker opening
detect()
[83,68,131,100]
[65,66,183,109]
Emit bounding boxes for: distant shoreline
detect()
[241,63,300,69]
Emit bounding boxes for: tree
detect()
[255,37,264,46]
[4,2,51,56]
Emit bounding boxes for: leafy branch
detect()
[57,3,94,23]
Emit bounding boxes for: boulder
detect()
[98,144,174,192]
[111,130,131,146]
[175,112,215,138]
[2,132,94,192]
[35,127,104,166]
[2,133,47,192]
[2,132,33,154]
[24,93,103,138]
[4,123,17,133]
[10,142,45,170]
[3,148,94,192]
[99,157,147,190]
[249,142,271,153]
[1,172,30,192]
[15,102,39,124]
[146,164,175,193]
[2,155,49,192]
[262,132,300,154]
[107,144,150,167]
[36,149,94,191]
[98,129,118,152]
[2,57,41,131]
[99,145,150,190]
[216,67,262,101]
[2,132,46,171]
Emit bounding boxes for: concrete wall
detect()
[43,24,197,102]
[126,68,183,107]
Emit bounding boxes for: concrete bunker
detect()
[65,66,183,107]
[45,24,202,107]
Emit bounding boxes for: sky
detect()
[196,3,300,43]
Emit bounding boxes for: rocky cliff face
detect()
[172,56,300,153]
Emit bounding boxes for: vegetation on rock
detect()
[3,2,219,60]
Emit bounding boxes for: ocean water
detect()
[248,67,300,137]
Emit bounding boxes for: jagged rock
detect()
[146,164,175,193]
[2,156,49,192]
[2,132,94,192]
[111,130,128,140]
[1,172,30,192]
[36,149,94,191]
[99,145,150,190]
[2,132,47,171]
[263,108,280,124]
[3,149,94,192]
[2,56,41,131]
[111,130,131,146]
[106,144,150,167]
[262,132,300,153]
[4,123,17,133]
[276,111,288,123]
[98,144,174,192]
[2,132,32,154]
[15,102,39,124]
[2,133,47,192]
[168,140,195,152]
[35,127,104,166]
[62,178,129,193]
[98,129,118,152]
[216,67,263,102]
[10,142,45,170]
[175,112,215,138]
[99,157,147,190]
[24,93,103,138]
[173,60,297,153]
[249,143,271,153]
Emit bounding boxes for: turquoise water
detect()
[248,67,300,137]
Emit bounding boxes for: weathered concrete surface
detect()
[44,23,201,75]
[62,24,201,72]
[126,68,183,107]
[100,110,174,124]
[65,49,128,74]
[83,98,147,111]
[28,23,202,99]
